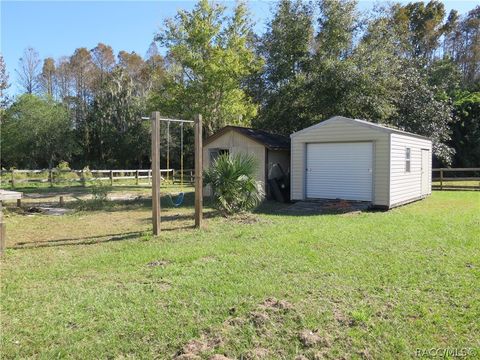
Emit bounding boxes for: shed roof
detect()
[290,116,431,141]
[205,126,290,150]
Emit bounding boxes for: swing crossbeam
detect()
[142,116,194,124]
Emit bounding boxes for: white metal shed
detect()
[290,116,432,208]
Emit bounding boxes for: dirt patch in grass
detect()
[146,260,170,267]
[175,354,201,360]
[298,330,331,348]
[249,311,270,327]
[333,308,351,326]
[260,297,293,311]
[176,334,224,359]
[209,355,233,360]
[245,347,270,359]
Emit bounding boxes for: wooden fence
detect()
[0,169,195,188]
[2,167,478,190]
[432,168,480,191]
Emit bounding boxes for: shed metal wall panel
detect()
[389,133,432,206]
[290,119,390,206]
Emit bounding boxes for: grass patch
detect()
[1,192,479,359]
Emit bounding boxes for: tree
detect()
[308,0,374,122]
[392,0,446,60]
[451,91,480,167]
[70,47,93,104]
[90,43,115,88]
[55,57,73,101]
[390,66,454,164]
[88,67,149,168]
[91,43,115,75]
[70,47,94,155]
[252,0,314,135]
[16,47,41,94]
[459,6,480,85]
[0,54,9,109]
[440,6,479,85]
[154,0,262,134]
[316,0,360,60]
[40,58,55,96]
[1,94,77,168]
[427,58,462,96]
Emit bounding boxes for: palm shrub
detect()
[204,153,265,215]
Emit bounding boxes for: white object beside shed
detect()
[290,116,432,208]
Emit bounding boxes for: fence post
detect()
[49,169,53,187]
[11,170,15,189]
[110,170,114,186]
[440,169,443,190]
[136,170,139,185]
[59,196,64,207]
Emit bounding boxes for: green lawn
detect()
[1,192,479,359]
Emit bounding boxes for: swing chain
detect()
[180,122,184,189]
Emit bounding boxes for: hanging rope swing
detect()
[166,121,185,207]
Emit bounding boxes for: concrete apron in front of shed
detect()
[281,199,371,215]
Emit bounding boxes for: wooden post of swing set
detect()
[194,114,203,228]
[151,112,161,236]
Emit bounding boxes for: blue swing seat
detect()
[167,192,185,207]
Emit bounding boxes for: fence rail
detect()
[0,168,195,188]
[2,168,478,191]
[432,168,480,191]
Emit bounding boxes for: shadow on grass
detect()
[12,225,194,249]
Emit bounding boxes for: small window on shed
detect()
[209,148,229,164]
[405,148,411,172]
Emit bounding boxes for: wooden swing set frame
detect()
[149,112,203,235]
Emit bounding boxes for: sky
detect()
[1,0,478,96]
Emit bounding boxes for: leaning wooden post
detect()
[194,114,203,228]
[110,170,114,186]
[151,112,161,235]
[135,170,139,185]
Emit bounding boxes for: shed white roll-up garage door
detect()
[306,142,373,201]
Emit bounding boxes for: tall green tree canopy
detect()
[153,0,262,135]
[1,94,77,168]
[252,0,314,135]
